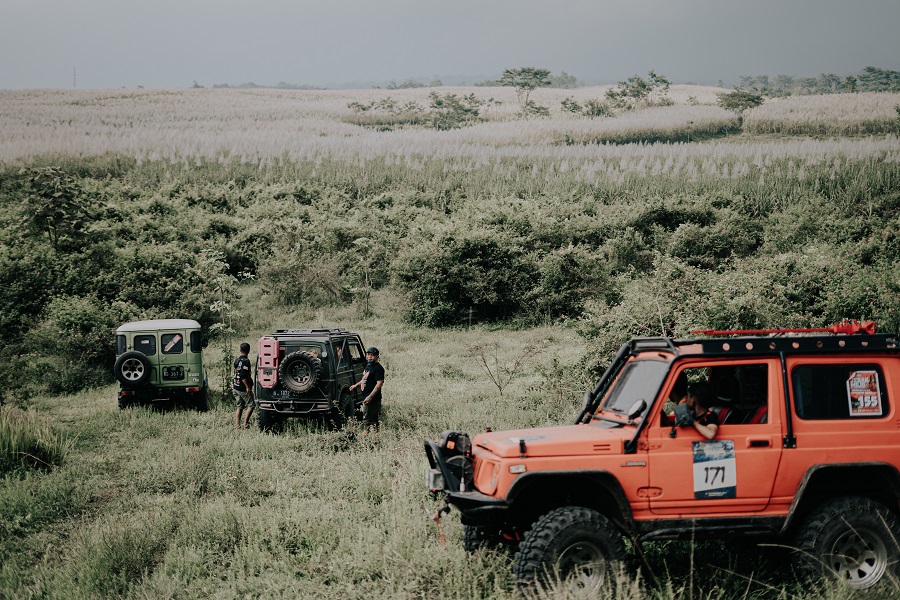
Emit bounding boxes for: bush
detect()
[529,245,614,321]
[393,227,537,326]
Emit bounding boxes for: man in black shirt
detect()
[233,342,254,429]
[349,346,384,434]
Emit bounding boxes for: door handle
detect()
[748,439,770,448]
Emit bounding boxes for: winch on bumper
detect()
[425,430,508,525]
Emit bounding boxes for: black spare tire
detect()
[114,351,152,387]
[278,351,321,393]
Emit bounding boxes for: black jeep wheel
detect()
[278,351,321,393]
[117,395,130,410]
[329,391,355,428]
[794,496,900,591]
[464,525,503,552]
[257,408,282,432]
[113,351,151,387]
[514,506,626,591]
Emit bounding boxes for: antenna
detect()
[73,67,76,88]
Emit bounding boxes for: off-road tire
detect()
[464,525,499,552]
[329,391,355,428]
[278,351,321,393]
[514,506,626,591]
[113,351,151,387]
[257,408,282,432]
[794,496,900,591]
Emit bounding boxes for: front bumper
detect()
[425,439,510,526]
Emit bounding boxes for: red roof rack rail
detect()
[691,319,876,337]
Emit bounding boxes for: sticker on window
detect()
[693,440,736,499]
[846,370,882,416]
[164,334,182,353]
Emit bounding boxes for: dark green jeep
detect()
[254,328,368,430]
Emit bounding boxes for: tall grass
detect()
[0,292,879,599]
[0,406,69,473]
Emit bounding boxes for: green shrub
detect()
[394,227,537,326]
[529,245,614,321]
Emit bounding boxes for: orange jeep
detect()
[425,321,900,591]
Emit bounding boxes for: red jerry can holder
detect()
[257,336,279,388]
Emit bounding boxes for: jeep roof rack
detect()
[630,321,898,358]
[270,328,350,336]
[690,319,877,337]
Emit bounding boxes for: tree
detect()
[548,71,579,89]
[427,91,482,130]
[18,167,98,252]
[499,67,552,112]
[605,70,671,108]
[717,90,764,113]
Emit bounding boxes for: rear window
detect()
[792,364,889,420]
[134,335,156,356]
[161,333,184,354]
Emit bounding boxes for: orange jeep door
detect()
[647,359,783,515]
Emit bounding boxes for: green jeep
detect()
[254,328,368,430]
[114,319,208,410]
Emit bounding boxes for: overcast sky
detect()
[2,0,899,89]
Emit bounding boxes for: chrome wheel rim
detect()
[556,540,607,589]
[827,526,888,590]
[121,358,145,382]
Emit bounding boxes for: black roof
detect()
[269,328,357,338]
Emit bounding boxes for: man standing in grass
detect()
[233,342,254,429]
[349,347,384,434]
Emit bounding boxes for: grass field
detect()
[2,290,890,599]
[2,85,899,598]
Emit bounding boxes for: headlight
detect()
[425,468,445,491]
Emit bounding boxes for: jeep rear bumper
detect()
[255,400,334,415]
[119,385,205,403]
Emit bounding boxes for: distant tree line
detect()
[736,66,900,97]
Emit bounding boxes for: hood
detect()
[473,423,631,458]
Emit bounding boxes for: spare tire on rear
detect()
[278,351,321,393]
[114,351,152,387]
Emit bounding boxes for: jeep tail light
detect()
[186,387,201,393]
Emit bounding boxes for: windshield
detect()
[599,359,669,415]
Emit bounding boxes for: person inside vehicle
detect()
[685,382,718,439]
[661,371,688,426]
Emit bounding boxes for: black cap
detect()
[366,347,380,356]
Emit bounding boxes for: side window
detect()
[792,364,889,420]
[661,364,769,426]
[161,333,184,354]
[116,335,127,356]
[334,339,349,368]
[190,331,202,353]
[349,342,365,364]
[134,335,156,356]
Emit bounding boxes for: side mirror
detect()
[627,399,647,422]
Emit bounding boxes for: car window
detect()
[334,339,349,368]
[792,363,889,420]
[134,335,156,356]
[116,335,127,356]
[190,331,202,353]
[601,359,669,415]
[349,342,365,363]
[161,333,184,354]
